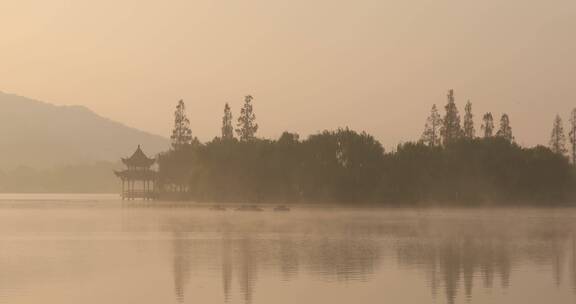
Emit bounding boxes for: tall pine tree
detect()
[481,113,494,138]
[236,95,259,141]
[569,109,576,163]
[221,103,234,140]
[550,114,567,155]
[421,104,442,147]
[440,89,462,146]
[496,114,513,142]
[170,99,192,150]
[463,100,475,139]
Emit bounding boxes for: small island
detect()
[117,91,576,206]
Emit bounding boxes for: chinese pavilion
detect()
[114,145,158,200]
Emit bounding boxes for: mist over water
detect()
[0,195,575,304]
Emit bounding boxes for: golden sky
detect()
[1,0,575,148]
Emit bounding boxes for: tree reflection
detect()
[172,232,192,303]
[222,234,233,302]
[163,211,576,304]
[395,222,576,304]
[397,238,513,304]
[167,221,382,303]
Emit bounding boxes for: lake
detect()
[0,194,574,304]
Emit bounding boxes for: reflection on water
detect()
[162,211,384,304]
[0,197,575,303]
[159,206,576,304]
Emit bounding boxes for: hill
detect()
[0,91,168,169]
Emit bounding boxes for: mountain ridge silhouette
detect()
[0,91,168,169]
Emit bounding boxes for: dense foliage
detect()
[158,129,384,202]
[157,132,573,204]
[156,93,576,205]
[382,139,572,204]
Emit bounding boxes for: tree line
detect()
[157,91,576,204]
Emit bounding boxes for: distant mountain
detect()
[0,91,169,169]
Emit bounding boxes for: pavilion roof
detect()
[122,145,156,167]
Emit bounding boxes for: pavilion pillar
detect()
[147,180,150,200]
[143,180,147,200]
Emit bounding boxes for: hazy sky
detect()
[1,0,575,149]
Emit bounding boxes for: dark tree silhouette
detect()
[550,114,567,155]
[463,100,475,139]
[569,109,576,163]
[222,103,234,140]
[496,114,513,142]
[236,95,259,141]
[441,90,462,146]
[155,92,575,205]
[481,113,494,138]
[171,100,193,150]
[421,104,442,147]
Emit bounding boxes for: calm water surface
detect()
[0,194,575,304]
